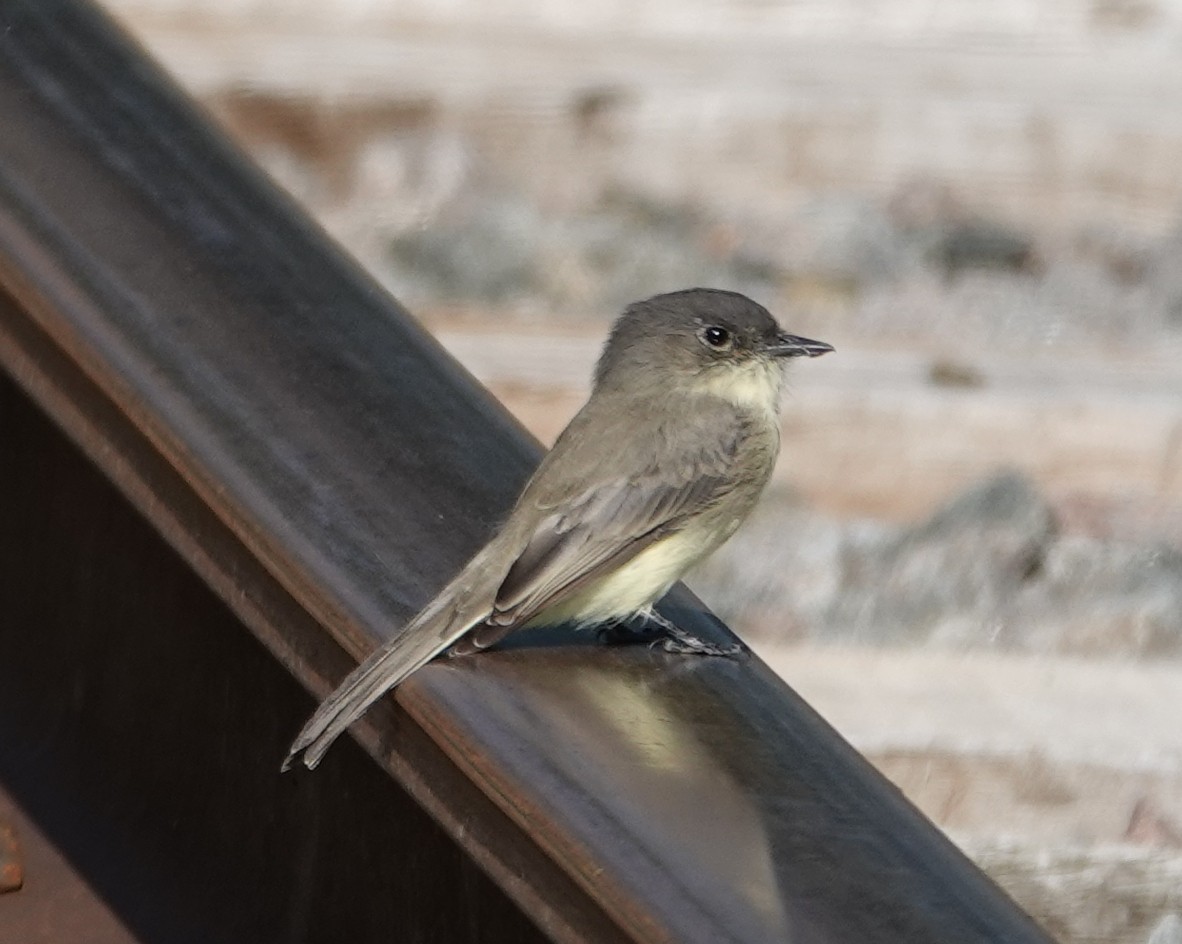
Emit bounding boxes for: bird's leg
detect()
[596,618,661,646]
[643,610,742,657]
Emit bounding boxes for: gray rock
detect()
[779,195,908,287]
[387,194,545,304]
[926,219,1040,278]
[821,470,1055,645]
[1009,538,1182,656]
[1144,226,1182,328]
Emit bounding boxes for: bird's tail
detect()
[283,590,485,771]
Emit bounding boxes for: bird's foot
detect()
[597,612,742,656]
[643,610,743,657]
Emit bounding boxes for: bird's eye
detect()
[700,326,732,349]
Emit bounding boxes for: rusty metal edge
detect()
[0,818,22,894]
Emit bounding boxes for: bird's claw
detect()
[643,611,743,657]
[649,633,742,656]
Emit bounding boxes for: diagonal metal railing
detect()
[0,1,1057,941]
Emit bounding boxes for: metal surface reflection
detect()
[402,605,1049,943]
[410,650,788,940]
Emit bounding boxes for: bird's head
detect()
[594,288,833,410]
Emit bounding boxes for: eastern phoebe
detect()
[285,288,832,770]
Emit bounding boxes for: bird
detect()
[284,288,832,770]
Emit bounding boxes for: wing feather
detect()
[490,466,733,628]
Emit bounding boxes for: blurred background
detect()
[104,2,1181,941]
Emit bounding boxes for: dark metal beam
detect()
[0,1,1056,941]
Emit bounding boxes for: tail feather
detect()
[283,595,485,770]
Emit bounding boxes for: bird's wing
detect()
[485,444,739,631]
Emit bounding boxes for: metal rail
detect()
[0,2,1057,941]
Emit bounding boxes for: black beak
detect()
[766,333,834,358]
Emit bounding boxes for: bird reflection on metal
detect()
[402,646,791,942]
[394,592,1047,944]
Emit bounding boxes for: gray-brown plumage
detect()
[285,288,832,770]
